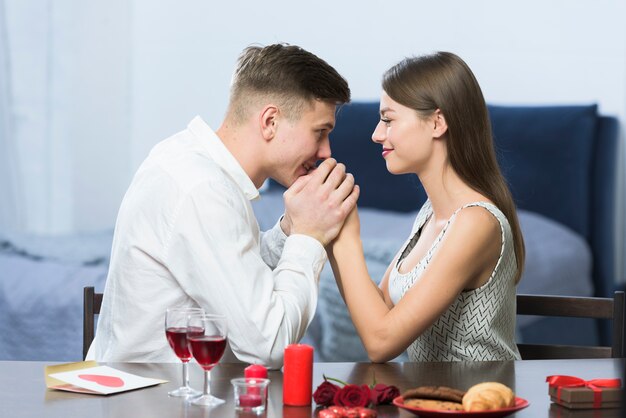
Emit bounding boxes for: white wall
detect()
[130,0,626,166]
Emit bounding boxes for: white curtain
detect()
[1,0,131,235]
[0,0,22,234]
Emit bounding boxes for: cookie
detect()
[402,386,466,403]
[404,398,465,411]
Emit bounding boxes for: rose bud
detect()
[372,383,400,405]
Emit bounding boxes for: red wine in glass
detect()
[165,326,204,361]
[187,313,228,406]
[188,335,227,370]
[164,307,204,397]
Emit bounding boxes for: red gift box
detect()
[546,375,623,409]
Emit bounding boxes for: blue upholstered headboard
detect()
[269,102,619,298]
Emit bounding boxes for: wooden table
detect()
[1,359,623,417]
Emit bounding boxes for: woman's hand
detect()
[329,206,361,251]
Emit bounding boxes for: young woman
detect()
[329,52,525,362]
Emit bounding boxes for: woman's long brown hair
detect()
[382,52,525,283]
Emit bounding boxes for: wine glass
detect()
[165,307,205,397]
[187,313,228,406]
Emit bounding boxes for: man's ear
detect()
[432,109,448,139]
[260,105,279,141]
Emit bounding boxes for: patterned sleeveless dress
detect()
[388,200,521,361]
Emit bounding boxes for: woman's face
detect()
[371,91,436,175]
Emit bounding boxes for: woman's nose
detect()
[372,121,385,143]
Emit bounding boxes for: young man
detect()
[87,44,358,369]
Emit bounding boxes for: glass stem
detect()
[182,362,189,388]
[203,369,211,396]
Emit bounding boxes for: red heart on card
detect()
[78,374,124,387]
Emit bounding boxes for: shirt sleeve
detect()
[259,218,287,269]
[164,179,326,369]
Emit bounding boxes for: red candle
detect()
[282,344,314,406]
[244,364,268,397]
[239,393,262,407]
[245,364,268,379]
[282,405,313,418]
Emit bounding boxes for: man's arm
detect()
[258,219,287,269]
[165,179,324,369]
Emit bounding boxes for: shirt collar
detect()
[187,116,260,201]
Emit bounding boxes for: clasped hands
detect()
[281,158,360,246]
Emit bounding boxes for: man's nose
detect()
[317,137,331,159]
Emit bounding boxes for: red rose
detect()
[333,384,372,408]
[370,383,400,405]
[313,381,341,406]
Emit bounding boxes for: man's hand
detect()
[283,159,359,246]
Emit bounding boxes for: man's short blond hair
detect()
[227,44,350,124]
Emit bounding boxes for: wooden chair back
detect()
[516,291,625,359]
[83,286,103,359]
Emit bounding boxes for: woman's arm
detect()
[330,209,396,308]
[328,206,501,362]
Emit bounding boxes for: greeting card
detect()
[46,361,167,395]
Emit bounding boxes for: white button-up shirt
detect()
[87,116,326,369]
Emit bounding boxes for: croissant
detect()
[462,382,515,411]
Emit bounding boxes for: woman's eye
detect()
[381,118,391,126]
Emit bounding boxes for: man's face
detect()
[270,100,336,187]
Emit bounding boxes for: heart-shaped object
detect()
[78,374,124,388]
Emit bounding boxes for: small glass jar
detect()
[230,377,270,414]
